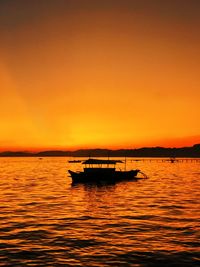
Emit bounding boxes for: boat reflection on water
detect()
[68,158,147,185]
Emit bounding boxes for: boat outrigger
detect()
[68,158,147,184]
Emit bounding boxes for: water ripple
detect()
[0,157,199,266]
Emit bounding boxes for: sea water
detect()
[0,157,199,266]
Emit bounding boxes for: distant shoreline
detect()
[0,144,199,158]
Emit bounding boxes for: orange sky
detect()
[0,0,200,151]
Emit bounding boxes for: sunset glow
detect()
[0,0,200,151]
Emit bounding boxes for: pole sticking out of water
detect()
[124,156,127,171]
[107,152,110,168]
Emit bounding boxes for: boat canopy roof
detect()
[82,158,123,165]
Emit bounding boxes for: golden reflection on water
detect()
[0,157,200,266]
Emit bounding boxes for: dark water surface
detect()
[0,157,199,266]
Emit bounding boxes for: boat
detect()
[68,160,82,163]
[68,158,147,184]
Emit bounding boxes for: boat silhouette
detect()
[68,158,147,184]
[68,160,82,163]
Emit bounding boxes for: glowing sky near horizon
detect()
[0,0,200,150]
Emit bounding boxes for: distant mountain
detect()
[0,144,200,157]
[0,151,33,157]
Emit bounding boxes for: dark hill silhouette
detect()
[0,144,200,157]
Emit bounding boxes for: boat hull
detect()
[68,169,140,184]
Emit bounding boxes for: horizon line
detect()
[0,143,199,153]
